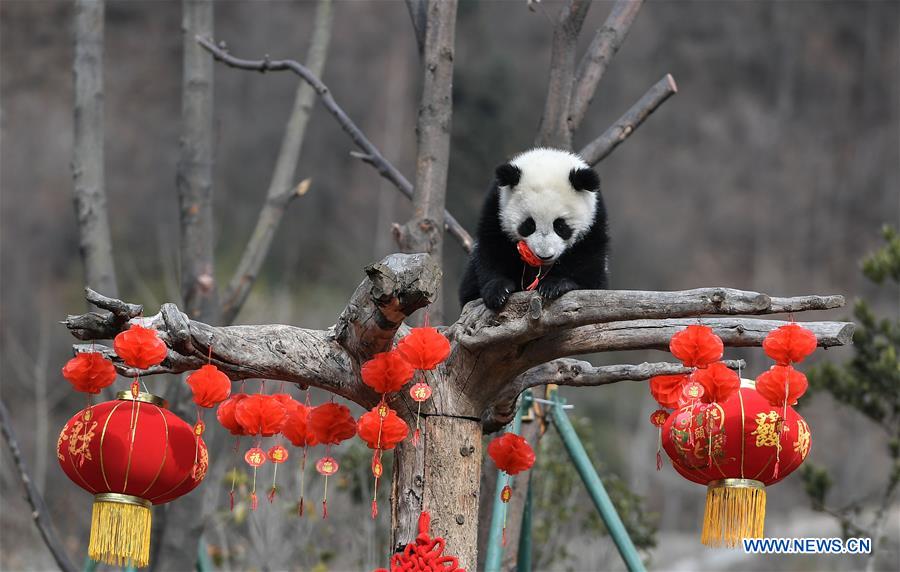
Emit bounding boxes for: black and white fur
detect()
[459,148,609,311]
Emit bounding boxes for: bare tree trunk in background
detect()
[393,0,457,324]
[73,0,118,305]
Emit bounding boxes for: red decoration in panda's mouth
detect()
[516,241,543,268]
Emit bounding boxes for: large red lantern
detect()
[661,381,811,547]
[57,391,207,567]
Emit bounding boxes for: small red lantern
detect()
[396,328,451,371]
[61,352,117,394]
[763,323,817,365]
[661,382,811,547]
[361,351,415,394]
[281,402,311,447]
[113,324,167,370]
[669,325,724,368]
[186,364,231,408]
[358,405,409,518]
[57,391,207,567]
[216,393,249,436]
[487,432,536,545]
[649,373,689,409]
[755,364,808,407]
[693,362,740,404]
[649,409,670,470]
[235,394,287,437]
[307,402,356,518]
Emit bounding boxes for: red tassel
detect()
[656,451,662,471]
[322,500,328,519]
[371,499,378,519]
[502,527,508,547]
[297,498,304,516]
[413,428,421,447]
[229,490,235,511]
[250,492,258,511]
[526,275,540,291]
[267,487,277,503]
[773,459,781,480]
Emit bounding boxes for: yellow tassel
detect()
[88,494,152,568]
[702,479,766,548]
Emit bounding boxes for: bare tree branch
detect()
[178,0,217,322]
[221,0,334,324]
[483,358,746,432]
[569,0,644,131]
[394,0,458,324]
[0,400,77,572]
[196,37,475,254]
[536,0,593,148]
[72,0,118,305]
[579,73,677,165]
[404,0,426,56]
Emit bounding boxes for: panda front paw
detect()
[537,277,579,301]
[481,278,516,311]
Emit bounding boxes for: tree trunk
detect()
[392,415,483,570]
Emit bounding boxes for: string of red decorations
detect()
[280,393,313,514]
[358,404,409,518]
[487,432,535,545]
[235,391,288,510]
[307,401,356,518]
[395,326,450,446]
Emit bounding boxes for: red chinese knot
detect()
[113,324,167,369]
[377,511,464,572]
[61,352,117,394]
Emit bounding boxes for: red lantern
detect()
[186,364,231,408]
[307,402,357,445]
[113,324,167,370]
[649,373,689,409]
[755,365,808,406]
[669,325,724,368]
[763,323,817,365]
[488,433,536,475]
[361,351,415,394]
[216,393,248,436]
[57,391,207,567]
[358,406,409,450]
[61,352,117,394]
[235,394,287,437]
[396,328,451,371]
[281,402,311,447]
[661,382,811,547]
[693,362,740,404]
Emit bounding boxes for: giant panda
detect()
[459,147,609,311]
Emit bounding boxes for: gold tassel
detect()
[88,493,152,568]
[701,479,766,548]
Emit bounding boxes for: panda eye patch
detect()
[517,217,536,237]
[553,218,573,240]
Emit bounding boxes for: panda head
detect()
[494,148,600,263]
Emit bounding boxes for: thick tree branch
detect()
[569,0,644,131]
[0,399,77,572]
[196,37,474,254]
[536,0,593,148]
[483,358,745,432]
[579,73,677,165]
[221,0,333,324]
[72,0,118,305]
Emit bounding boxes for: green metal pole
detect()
[549,392,646,572]
[516,478,533,572]
[196,537,213,572]
[484,391,532,572]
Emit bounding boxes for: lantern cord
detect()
[298,446,308,516]
[322,475,329,519]
[656,427,663,471]
[268,463,279,503]
[250,467,259,511]
[413,400,423,447]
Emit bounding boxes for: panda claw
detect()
[481,279,515,311]
[537,278,578,301]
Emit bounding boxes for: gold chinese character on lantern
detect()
[751,411,782,449]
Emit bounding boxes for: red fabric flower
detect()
[61,352,117,394]
[358,406,409,450]
[281,402,311,447]
[186,364,231,408]
[487,433,535,475]
[649,374,689,409]
[669,325,724,368]
[113,324,167,369]
[692,362,740,403]
[763,323,818,365]
[361,351,415,394]
[307,402,357,445]
[397,328,451,371]
[235,394,287,437]
[517,240,542,267]
[755,365,808,406]
[216,393,248,436]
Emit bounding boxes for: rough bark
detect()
[393,0,458,324]
[221,0,333,324]
[72,0,118,304]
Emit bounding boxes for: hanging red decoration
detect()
[216,393,249,436]
[755,365,808,407]
[281,402,311,447]
[396,328,451,371]
[113,324,167,369]
[649,409,669,471]
[307,402,357,445]
[186,364,231,408]
[267,444,289,503]
[358,406,409,451]
[488,433,536,475]
[648,373,689,409]
[516,240,542,268]
[272,393,299,412]
[375,511,464,572]
[61,352,117,394]
[57,391,207,568]
[235,394,288,437]
[661,383,811,547]
[669,325,724,368]
[762,323,817,365]
[361,351,415,394]
[693,362,741,404]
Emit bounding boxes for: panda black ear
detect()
[569,167,600,192]
[495,163,521,188]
